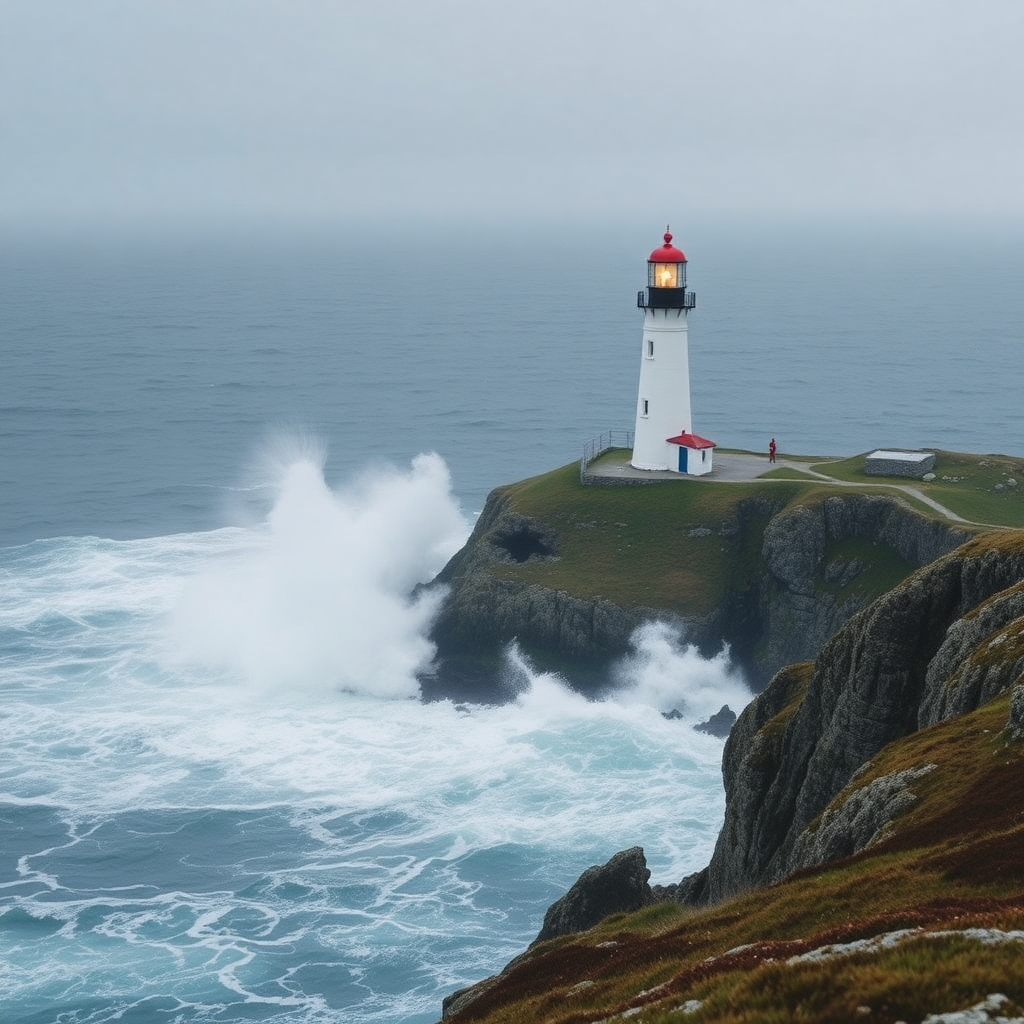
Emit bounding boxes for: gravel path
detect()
[584,450,971,524]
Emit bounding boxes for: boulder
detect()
[793,763,938,868]
[533,846,652,945]
[695,705,737,738]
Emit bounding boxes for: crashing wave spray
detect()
[611,621,752,721]
[169,449,468,697]
[502,623,751,723]
[2,461,746,1023]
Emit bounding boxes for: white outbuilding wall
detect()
[681,444,714,476]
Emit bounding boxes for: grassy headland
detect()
[486,447,1018,619]
[492,462,801,616]
[437,448,1024,1023]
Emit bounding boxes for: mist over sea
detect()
[4,220,1023,547]
[1,220,1022,1022]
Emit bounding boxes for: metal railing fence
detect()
[580,429,633,480]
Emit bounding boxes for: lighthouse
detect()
[630,229,715,475]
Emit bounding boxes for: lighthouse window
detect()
[646,339,654,358]
[641,399,649,417]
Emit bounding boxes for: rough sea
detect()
[2,219,1022,1022]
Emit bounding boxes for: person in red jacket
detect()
[769,437,777,463]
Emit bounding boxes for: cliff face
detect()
[440,672,1024,1023]
[755,493,969,681]
[698,532,1024,903]
[437,531,1024,1023]
[428,485,970,696]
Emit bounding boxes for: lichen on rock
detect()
[793,763,938,869]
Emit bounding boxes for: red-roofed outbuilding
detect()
[665,430,716,475]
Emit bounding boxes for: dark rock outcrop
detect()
[532,846,652,945]
[429,491,665,695]
[440,848,654,1020]
[694,705,736,738]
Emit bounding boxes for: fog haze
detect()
[2,0,1022,230]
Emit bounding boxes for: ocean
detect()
[1,219,1022,1022]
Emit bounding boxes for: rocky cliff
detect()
[427,480,971,697]
[438,530,1024,1024]
[692,530,1024,902]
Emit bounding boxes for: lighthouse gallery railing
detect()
[636,289,696,310]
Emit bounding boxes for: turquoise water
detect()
[1,220,1021,1022]
[0,506,743,1023]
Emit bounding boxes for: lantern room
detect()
[638,229,696,311]
[648,230,687,289]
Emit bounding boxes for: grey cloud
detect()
[1,0,1021,229]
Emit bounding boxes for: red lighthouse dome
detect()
[648,230,686,263]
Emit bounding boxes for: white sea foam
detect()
[0,451,752,1023]
[611,621,753,721]
[0,453,743,840]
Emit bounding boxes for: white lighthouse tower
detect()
[631,228,715,475]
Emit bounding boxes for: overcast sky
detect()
[2,0,1022,230]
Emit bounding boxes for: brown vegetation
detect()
[444,692,1024,1024]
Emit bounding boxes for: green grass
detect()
[585,447,635,469]
[493,462,805,616]
[817,537,916,602]
[586,446,1024,525]
[677,941,1024,1024]
[810,450,1024,527]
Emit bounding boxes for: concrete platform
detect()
[584,449,776,483]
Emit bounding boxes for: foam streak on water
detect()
[0,455,747,1024]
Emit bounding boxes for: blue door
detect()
[678,446,688,473]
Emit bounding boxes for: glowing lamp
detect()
[653,263,679,288]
